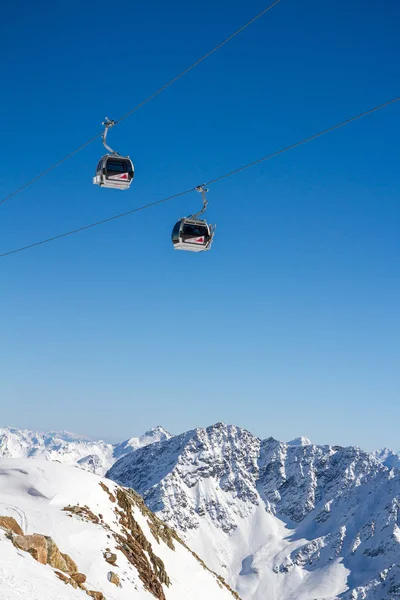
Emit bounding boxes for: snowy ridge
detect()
[114,427,172,459]
[108,422,400,600]
[371,447,400,471]
[0,458,237,600]
[0,426,172,475]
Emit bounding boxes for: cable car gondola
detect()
[93,118,134,190]
[171,186,215,252]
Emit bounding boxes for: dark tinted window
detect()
[182,223,209,238]
[106,159,130,173]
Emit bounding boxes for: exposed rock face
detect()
[113,484,239,600]
[86,592,105,600]
[0,459,237,600]
[104,550,117,564]
[71,572,87,585]
[55,571,70,584]
[100,481,116,503]
[114,487,170,599]
[62,551,79,574]
[55,571,79,589]
[63,504,100,524]
[11,530,103,597]
[108,571,120,586]
[13,533,48,564]
[109,423,261,533]
[107,422,400,600]
[12,532,79,574]
[0,515,24,536]
[46,536,78,573]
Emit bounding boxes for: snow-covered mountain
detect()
[108,422,400,600]
[114,427,172,459]
[0,458,237,600]
[0,426,172,475]
[372,447,400,470]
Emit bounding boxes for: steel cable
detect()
[0,0,282,207]
[1,95,398,259]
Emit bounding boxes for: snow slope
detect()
[108,422,400,600]
[0,458,237,600]
[0,426,171,476]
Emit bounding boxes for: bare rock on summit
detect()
[13,534,48,564]
[0,515,24,536]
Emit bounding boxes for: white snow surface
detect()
[0,458,234,600]
[3,423,400,600]
[0,426,171,476]
[108,422,400,600]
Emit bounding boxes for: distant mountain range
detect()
[2,422,400,600]
[0,425,171,475]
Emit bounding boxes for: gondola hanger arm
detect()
[190,184,209,218]
[102,117,119,155]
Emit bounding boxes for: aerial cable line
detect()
[204,95,400,186]
[0,0,282,207]
[114,0,282,126]
[1,94,398,260]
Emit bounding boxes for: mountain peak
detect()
[107,427,399,600]
[372,447,400,470]
[143,425,172,438]
[112,425,172,460]
[2,423,400,600]
[287,436,311,446]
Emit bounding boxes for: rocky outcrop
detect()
[99,481,116,503]
[0,459,241,600]
[13,534,48,564]
[113,485,240,600]
[7,528,104,599]
[46,536,78,572]
[114,487,170,599]
[0,516,24,536]
[108,571,120,586]
[55,571,79,589]
[103,550,117,565]
[11,532,78,574]
[63,504,100,524]
[108,423,260,534]
[107,422,400,600]
[71,572,87,585]
[55,571,72,584]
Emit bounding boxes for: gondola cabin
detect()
[171,218,214,252]
[93,155,134,190]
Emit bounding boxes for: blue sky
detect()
[0,0,399,450]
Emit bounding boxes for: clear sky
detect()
[0,0,399,450]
